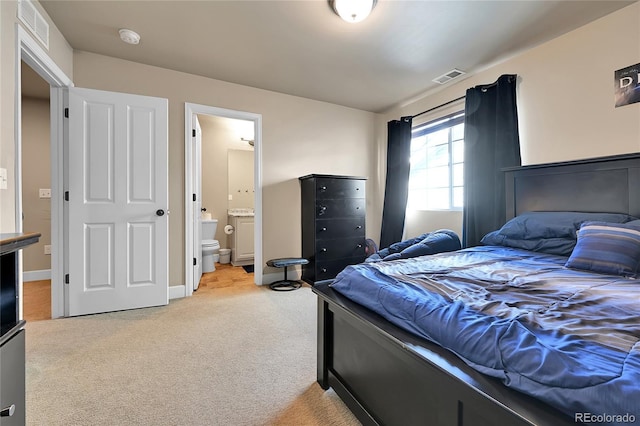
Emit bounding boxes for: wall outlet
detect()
[39,188,51,199]
[228,194,233,201]
[44,245,52,255]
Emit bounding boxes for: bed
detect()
[313,153,640,426]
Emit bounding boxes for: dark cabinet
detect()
[1,330,25,425]
[300,175,366,285]
[1,233,40,425]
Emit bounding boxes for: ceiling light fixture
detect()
[329,0,377,23]
[119,28,140,45]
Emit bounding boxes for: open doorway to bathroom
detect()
[198,115,255,278]
[184,104,262,296]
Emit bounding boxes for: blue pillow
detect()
[565,221,640,277]
[481,231,576,256]
[480,211,637,256]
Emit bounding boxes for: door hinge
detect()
[65,274,69,284]
[64,191,69,201]
[193,258,197,266]
[64,108,69,118]
[192,129,196,138]
[193,193,196,202]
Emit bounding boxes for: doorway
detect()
[15,25,72,319]
[20,60,53,321]
[184,103,263,296]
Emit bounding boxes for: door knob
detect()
[0,404,15,417]
[156,209,165,216]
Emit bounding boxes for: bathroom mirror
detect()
[228,149,254,210]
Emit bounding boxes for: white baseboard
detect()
[24,269,52,282]
[169,284,186,300]
[21,274,192,301]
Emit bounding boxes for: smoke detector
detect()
[119,28,140,45]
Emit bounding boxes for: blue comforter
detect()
[330,246,640,423]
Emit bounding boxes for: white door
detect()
[67,87,168,316]
[193,115,203,290]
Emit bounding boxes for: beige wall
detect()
[382,2,640,240]
[21,96,51,271]
[198,114,254,245]
[72,51,377,286]
[0,0,73,232]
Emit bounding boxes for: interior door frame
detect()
[192,115,203,289]
[184,103,263,296]
[15,24,72,318]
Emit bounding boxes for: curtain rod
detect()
[410,95,466,120]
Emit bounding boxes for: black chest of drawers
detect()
[299,174,366,285]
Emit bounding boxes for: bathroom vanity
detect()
[1,232,40,425]
[227,209,254,266]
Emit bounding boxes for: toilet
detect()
[202,219,220,273]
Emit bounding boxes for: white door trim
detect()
[184,103,263,295]
[15,24,72,319]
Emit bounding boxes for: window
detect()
[407,112,464,210]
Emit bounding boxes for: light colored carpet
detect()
[25,283,361,426]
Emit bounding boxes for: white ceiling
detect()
[37,0,635,112]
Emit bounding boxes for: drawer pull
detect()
[357,244,363,248]
[320,227,327,232]
[320,248,327,252]
[320,186,327,191]
[321,268,327,273]
[356,207,360,210]
[1,405,15,417]
[318,205,327,216]
[356,225,362,229]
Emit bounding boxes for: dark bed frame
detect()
[313,153,640,426]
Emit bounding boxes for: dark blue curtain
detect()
[462,74,521,247]
[380,117,412,248]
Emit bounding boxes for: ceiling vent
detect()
[18,0,49,50]
[433,69,466,85]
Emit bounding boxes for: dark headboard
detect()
[504,153,640,220]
